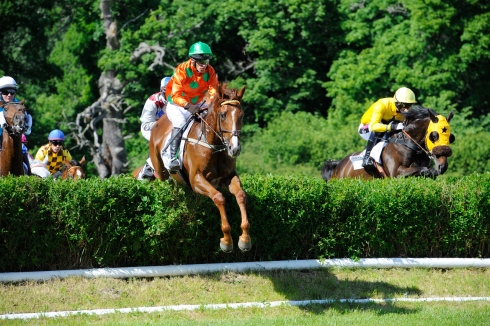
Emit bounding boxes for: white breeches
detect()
[140,122,155,141]
[166,102,190,128]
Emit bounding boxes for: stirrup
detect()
[362,158,377,174]
[167,159,180,173]
[362,156,374,168]
[138,164,154,180]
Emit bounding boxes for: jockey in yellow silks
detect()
[358,87,417,173]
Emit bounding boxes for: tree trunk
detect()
[74,0,127,178]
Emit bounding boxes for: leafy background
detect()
[1,0,489,177]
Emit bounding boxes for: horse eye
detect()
[220,112,226,120]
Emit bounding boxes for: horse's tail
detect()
[321,159,340,181]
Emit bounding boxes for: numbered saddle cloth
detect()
[350,141,387,170]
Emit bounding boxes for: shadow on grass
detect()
[255,268,421,315]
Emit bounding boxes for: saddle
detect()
[349,140,388,175]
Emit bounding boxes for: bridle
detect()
[389,120,434,161]
[217,100,242,138]
[3,102,27,135]
[195,99,242,152]
[63,166,84,179]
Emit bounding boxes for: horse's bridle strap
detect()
[221,100,240,106]
[401,130,433,159]
[389,138,423,153]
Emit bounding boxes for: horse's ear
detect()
[79,156,86,165]
[237,85,246,99]
[428,108,439,123]
[217,83,224,99]
[20,99,25,105]
[447,110,454,123]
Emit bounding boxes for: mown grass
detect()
[1,268,489,325]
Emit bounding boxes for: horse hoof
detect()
[238,239,252,252]
[220,241,233,253]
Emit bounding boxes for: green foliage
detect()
[327,0,490,121]
[237,111,363,176]
[1,174,490,272]
[2,0,490,179]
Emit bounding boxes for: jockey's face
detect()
[1,89,16,103]
[192,58,209,73]
[396,102,413,113]
[49,141,63,153]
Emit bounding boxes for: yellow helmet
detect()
[394,87,416,103]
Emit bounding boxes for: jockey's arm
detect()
[369,103,394,133]
[65,150,73,162]
[140,98,157,124]
[169,67,189,108]
[34,147,47,162]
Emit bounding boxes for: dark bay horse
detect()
[0,100,28,176]
[322,106,455,180]
[149,83,251,253]
[61,156,86,180]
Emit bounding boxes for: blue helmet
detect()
[160,77,171,90]
[48,129,65,141]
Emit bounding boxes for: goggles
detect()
[1,89,16,96]
[194,59,209,65]
[50,141,64,146]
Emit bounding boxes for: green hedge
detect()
[1,174,489,272]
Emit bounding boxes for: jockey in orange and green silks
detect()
[165,41,219,109]
[358,87,417,173]
[163,41,219,173]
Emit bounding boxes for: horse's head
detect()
[61,156,86,180]
[402,106,455,175]
[426,109,455,174]
[1,100,27,135]
[215,84,246,158]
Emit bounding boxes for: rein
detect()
[400,129,434,160]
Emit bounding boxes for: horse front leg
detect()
[192,174,233,253]
[397,166,438,179]
[228,174,251,252]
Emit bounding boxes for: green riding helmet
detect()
[188,41,213,60]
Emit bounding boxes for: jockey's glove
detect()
[390,122,404,132]
[25,113,32,135]
[185,103,201,114]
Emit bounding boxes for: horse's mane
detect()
[402,105,438,123]
[221,83,240,99]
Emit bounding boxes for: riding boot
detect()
[168,127,182,173]
[23,152,32,175]
[362,132,378,174]
[137,161,155,180]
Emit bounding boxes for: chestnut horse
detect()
[322,106,455,180]
[149,83,251,253]
[61,156,86,180]
[0,100,28,176]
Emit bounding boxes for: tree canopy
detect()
[1,0,489,177]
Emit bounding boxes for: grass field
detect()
[1,268,490,325]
